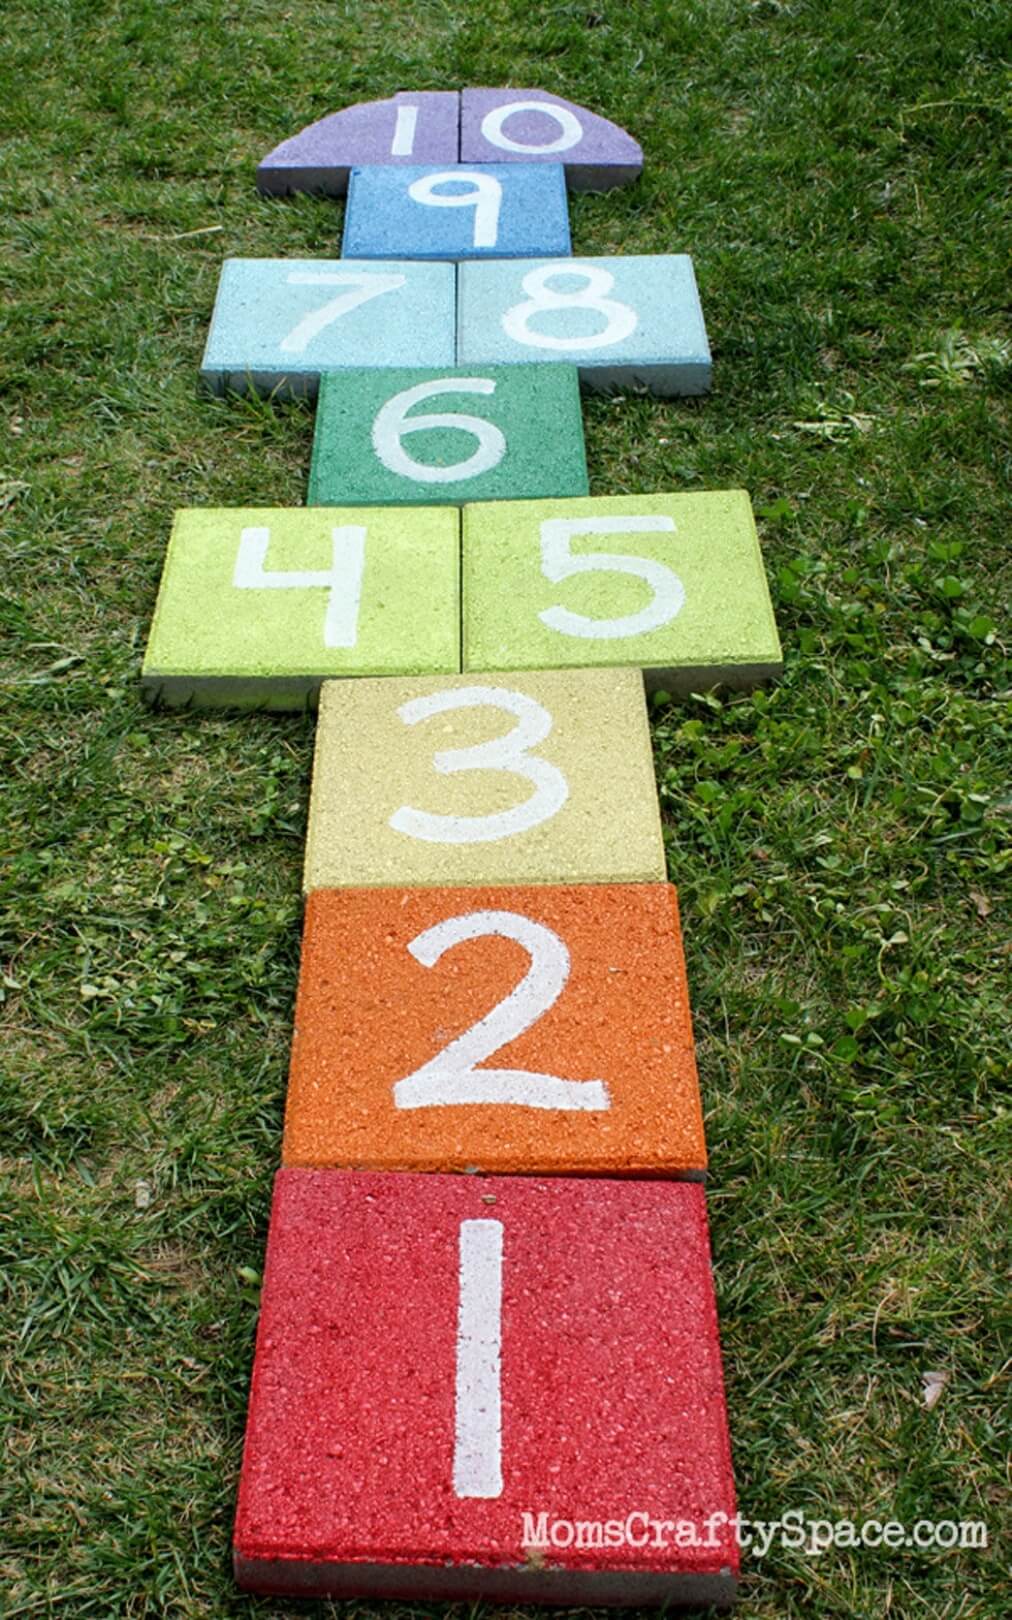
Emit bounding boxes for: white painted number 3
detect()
[389,686,568,844]
[371,378,506,484]
[394,910,610,1111]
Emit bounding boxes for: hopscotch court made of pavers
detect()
[143,87,785,1608]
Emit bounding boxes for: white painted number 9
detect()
[371,378,506,484]
[408,169,503,248]
[502,263,638,352]
[389,686,568,845]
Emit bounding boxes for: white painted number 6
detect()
[395,911,610,1111]
[502,263,637,352]
[408,169,503,248]
[539,516,685,639]
[371,378,506,484]
[389,686,568,845]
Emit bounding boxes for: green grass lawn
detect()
[1,1,1009,1615]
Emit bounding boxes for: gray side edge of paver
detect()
[256,162,351,197]
[641,658,784,695]
[141,674,323,712]
[234,1556,737,1608]
[576,360,712,396]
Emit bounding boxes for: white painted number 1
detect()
[280,271,406,354]
[389,686,568,845]
[233,525,366,648]
[408,169,503,248]
[454,1218,503,1498]
[372,378,505,484]
[395,911,610,1111]
[539,516,685,639]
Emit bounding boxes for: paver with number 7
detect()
[200,258,455,398]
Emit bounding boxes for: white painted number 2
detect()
[371,378,506,484]
[389,686,568,845]
[395,911,610,1111]
[539,516,685,639]
[502,263,638,352]
[233,525,365,647]
[408,169,503,249]
[280,270,406,354]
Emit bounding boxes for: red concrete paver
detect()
[234,1168,738,1605]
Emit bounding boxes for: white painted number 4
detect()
[233,526,366,648]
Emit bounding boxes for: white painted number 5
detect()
[389,686,568,844]
[394,910,610,1111]
[539,516,685,639]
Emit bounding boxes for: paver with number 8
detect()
[309,365,588,506]
[458,255,711,394]
[200,258,455,398]
[303,667,666,892]
[463,491,783,690]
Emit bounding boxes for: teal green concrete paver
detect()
[308,365,589,507]
[142,507,460,710]
[462,492,782,692]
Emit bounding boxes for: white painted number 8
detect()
[408,169,503,249]
[502,263,638,352]
[371,378,506,484]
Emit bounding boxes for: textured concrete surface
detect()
[303,667,666,892]
[199,258,456,399]
[342,163,571,261]
[309,365,588,507]
[459,89,642,191]
[234,1169,738,1604]
[457,255,711,395]
[256,91,460,196]
[141,507,460,707]
[283,882,706,1176]
[462,491,783,689]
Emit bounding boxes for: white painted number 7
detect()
[280,270,406,354]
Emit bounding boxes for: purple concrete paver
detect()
[257,91,460,197]
[460,89,642,190]
[234,1169,738,1605]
